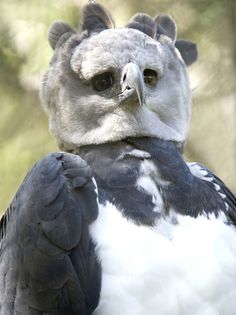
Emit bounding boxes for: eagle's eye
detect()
[91,72,114,92]
[143,69,158,86]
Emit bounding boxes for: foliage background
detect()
[0,0,235,215]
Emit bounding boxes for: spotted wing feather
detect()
[188,162,236,223]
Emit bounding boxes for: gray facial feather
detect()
[41,3,197,150]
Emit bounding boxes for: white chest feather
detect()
[90,201,236,315]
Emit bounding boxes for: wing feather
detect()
[188,162,236,222]
[0,152,101,314]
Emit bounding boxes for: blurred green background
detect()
[0,0,235,215]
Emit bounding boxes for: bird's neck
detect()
[76,137,184,163]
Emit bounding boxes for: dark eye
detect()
[91,72,114,92]
[143,69,158,86]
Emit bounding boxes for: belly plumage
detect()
[90,202,236,315]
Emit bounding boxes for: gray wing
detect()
[0,152,101,315]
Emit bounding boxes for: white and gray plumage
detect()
[0,2,236,315]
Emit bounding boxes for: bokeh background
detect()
[0,0,235,215]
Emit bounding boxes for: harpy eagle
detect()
[1,2,236,315]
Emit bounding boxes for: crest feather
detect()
[155,15,177,41]
[48,22,75,50]
[47,3,198,66]
[81,2,115,32]
[175,40,198,66]
[126,13,155,37]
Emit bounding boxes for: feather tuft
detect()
[81,2,115,33]
[175,40,198,66]
[126,13,155,38]
[48,21,75,50]
[155,15,177,41]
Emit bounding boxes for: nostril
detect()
[122,73,126,82]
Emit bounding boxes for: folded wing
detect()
[0,152,100,315]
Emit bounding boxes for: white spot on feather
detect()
[118,149,151,160]
[188,162,213,181]
[219,192,226,199]
[136,176,164,213]
[214,183,221,191]
[140,160,170,186]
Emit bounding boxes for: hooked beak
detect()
[120,62,144,106]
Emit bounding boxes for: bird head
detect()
[40,2,197,151]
